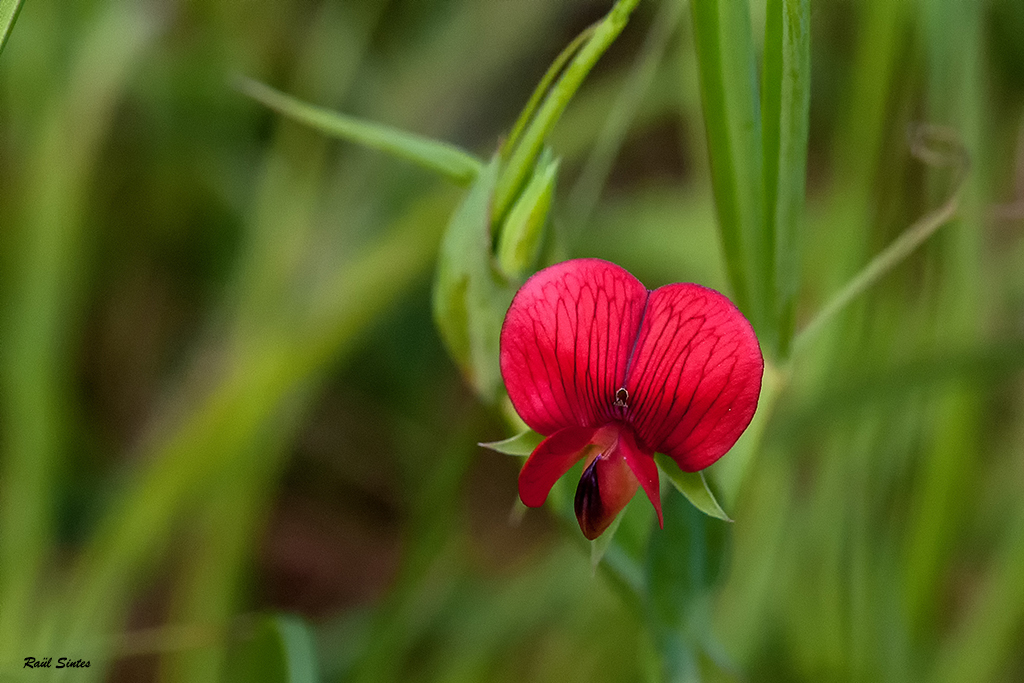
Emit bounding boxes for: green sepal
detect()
[478,429,544,457]
[655,453,732,521]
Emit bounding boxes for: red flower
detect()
[500,259,763,539]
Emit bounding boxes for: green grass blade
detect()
[690,0,769,346]
[905,0,988,644]
[0,0,23,56]
[0,1,158,659]
[55,200,446,667]
[234,76,483,185]
[762,0,810,357]
[492,0,642,223]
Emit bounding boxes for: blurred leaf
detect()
[645,489,729,682]
[591,499,628,570]
[493,0,642,223]
[0,0,23,56]
[478,429,543,456]
[690,0,770,350]
[648,492,729,612]
[655,454,732,522]
[56,195,445,664]
[235,76,482,185]
[496,147,559,280]
[432,156,512,402]
[775,340,1024,441]
[761,0,810,357]
[226,614,320,683]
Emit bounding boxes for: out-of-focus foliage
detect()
[0,0,1022,682]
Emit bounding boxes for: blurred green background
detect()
[1,0,1023,681]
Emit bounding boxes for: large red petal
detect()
[500,259,648,435]
[623,284,763,471]
[518,426,599,507]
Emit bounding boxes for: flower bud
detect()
[496,148,559,281]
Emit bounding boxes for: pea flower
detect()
[500,259,763,539]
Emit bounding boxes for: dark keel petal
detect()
[573,429,641,540]
[500,259,648,435]
[624,283,763,471]
[574,458,604,539]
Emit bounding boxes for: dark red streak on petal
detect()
[627,310,709,446]
[501,260,648,435]
[624,284,762,471]
[635,323,721,447]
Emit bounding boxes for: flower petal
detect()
[500,259,648,435]
[518,426,598,507]
[616,428,663,528]
[624,284,763,471]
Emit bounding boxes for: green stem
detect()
[492,0,642,223]
[501,22,596,162]
[0,0,23,56]
[792,185,962,356]
[567,0,685,231]
[234,76,483,185]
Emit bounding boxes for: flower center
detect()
[613,387,629,408]
[574,457,603,535]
